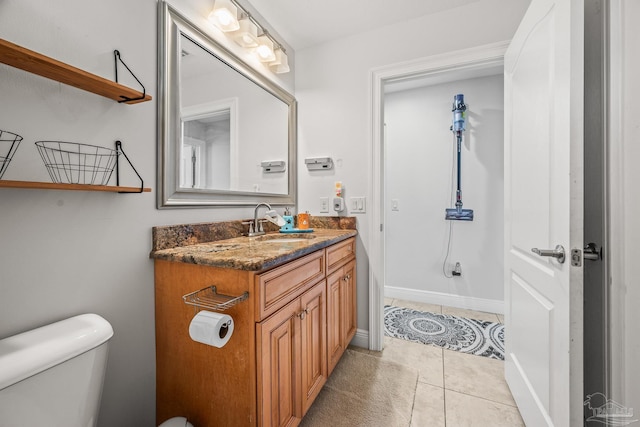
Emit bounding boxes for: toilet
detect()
[0,314,113,427]
[0,313,114,426]
[159,417,194,427]
[0,314,193,427]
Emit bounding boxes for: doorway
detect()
[369,42,508,351]
[383,73,504,313]
[370,30,611,420]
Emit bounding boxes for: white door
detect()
[504,0,583,425]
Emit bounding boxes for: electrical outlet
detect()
[320,197,329,213]
[452,262,462,276]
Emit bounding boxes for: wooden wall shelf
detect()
[0,180,151,193]
[0,38,151,105]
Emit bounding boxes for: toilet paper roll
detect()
[188,311,234,348]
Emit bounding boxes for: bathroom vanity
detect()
[151,219,357,427]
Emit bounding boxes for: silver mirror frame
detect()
[157,1,297,208]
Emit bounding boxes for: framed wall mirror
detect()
[157,1,297,207]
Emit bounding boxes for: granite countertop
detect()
[151,217,357,272]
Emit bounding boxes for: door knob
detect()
[583,243,602,261]
[531,245,565,263]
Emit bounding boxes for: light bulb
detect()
[208,0,239,32]
[216,10,234,26]
[256,35,275,62]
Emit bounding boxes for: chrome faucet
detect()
[250,203,272,236]
[247,203,286,237]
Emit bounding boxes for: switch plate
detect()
[391,199,399,211]
[350,197,366,213]
[320,197,329,213]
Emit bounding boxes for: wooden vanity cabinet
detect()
[325,238,357,375]
[256,279,326,427]
[326,258,357,374]
[155,237,356,427]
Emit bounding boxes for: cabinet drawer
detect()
[256,250,325,321]
[326,237,356,274]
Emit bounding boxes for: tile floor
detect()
[350,298,524,427]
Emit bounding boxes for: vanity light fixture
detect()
[208,0,290,73]
[231,15,259,48]
[271,49,290,74]
[208,0,240,32]
[255,34,276,62]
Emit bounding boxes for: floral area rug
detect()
[384,305,505,360]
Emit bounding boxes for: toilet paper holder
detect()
[183,286,249,312]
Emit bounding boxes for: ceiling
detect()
[246,0,481,51]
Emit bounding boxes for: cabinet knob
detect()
[296,309,308,320]
[342,274,351,281]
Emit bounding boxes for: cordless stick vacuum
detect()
[445,94,474,221]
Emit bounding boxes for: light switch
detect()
[349,197,366,213]
[320,197,329,213]
[391,199,399,211]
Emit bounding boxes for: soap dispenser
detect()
[280,207,294,232]
[333,181,345,212]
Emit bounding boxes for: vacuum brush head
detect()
[445,208,474,221]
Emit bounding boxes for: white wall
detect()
[609,0,640,415]
[0,0,293,426]
[295,0,530,331]
[384,75,504,311]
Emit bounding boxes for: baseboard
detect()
[384,285,504,315]
[349,328,369,349]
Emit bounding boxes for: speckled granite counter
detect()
[151,217,357,272]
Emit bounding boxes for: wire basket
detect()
[35,141,119,185]
[0,129,23,179]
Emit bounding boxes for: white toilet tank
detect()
[0,313,114,427]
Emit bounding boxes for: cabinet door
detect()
[257,298,302,427]
[326,268,344,374]
[326,260,358,375]
[300,280,327,413]
[341,259,357,347]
